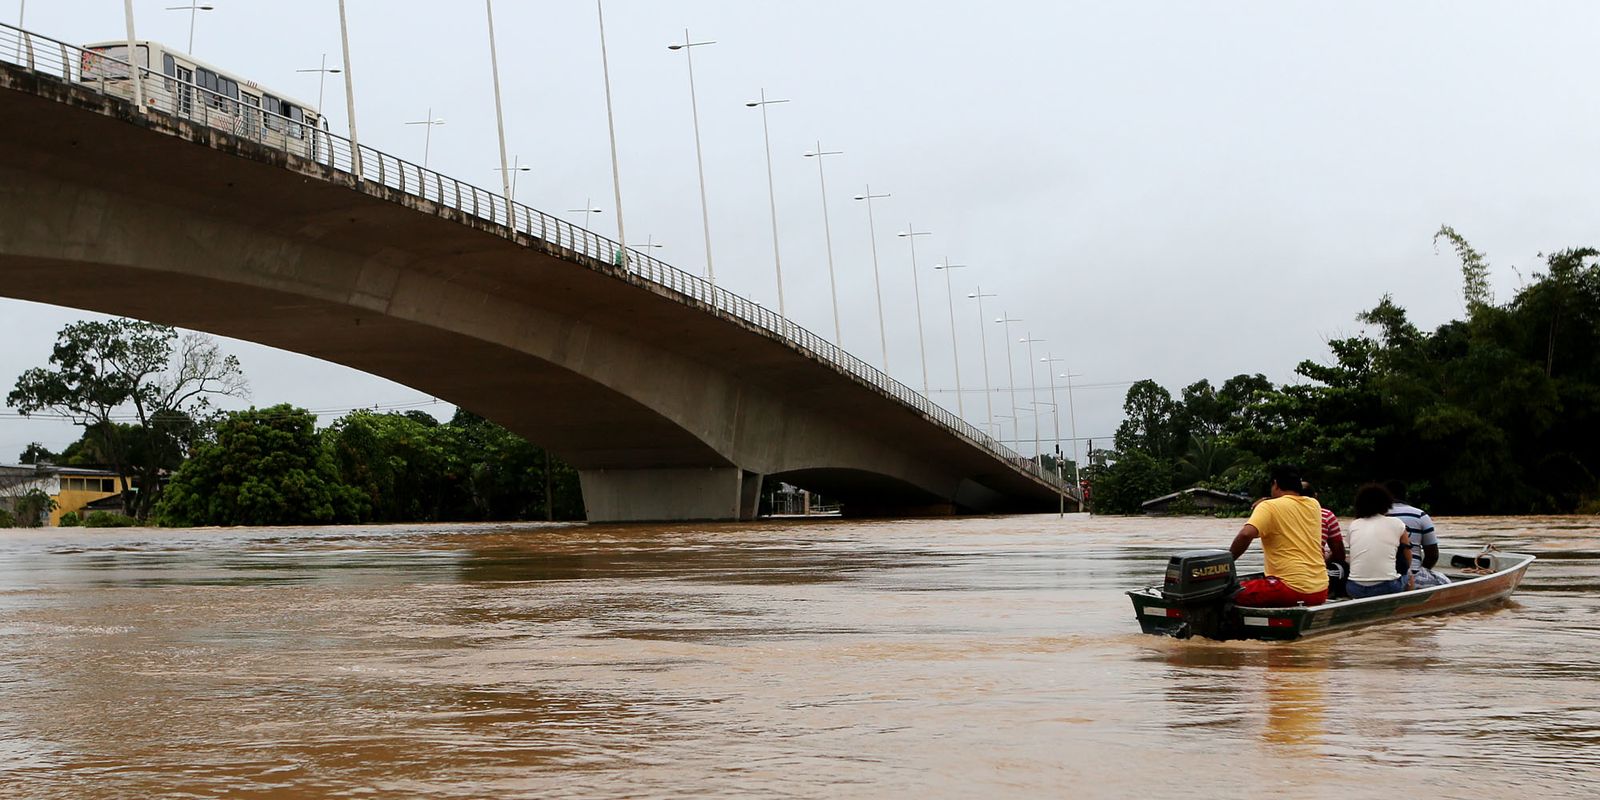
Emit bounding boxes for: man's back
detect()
[1246,495,1328,594]
[1387,500,1436,568]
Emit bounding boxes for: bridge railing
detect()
[0,24,1070,494]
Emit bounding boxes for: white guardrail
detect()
[0,23,1067,492]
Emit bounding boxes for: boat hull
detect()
[1128,550,1535,641]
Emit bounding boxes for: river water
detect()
[0,514,1595,798]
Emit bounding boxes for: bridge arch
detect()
[0,51,1067,521]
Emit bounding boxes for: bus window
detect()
[262,94,284,132]
[173,63,194,117]
[80,45,148,82]
[241,93,261,134]
[288,104,305,139]
[197,68,236,112]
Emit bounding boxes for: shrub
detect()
[57,511,81,527]
[84,511,138,528]
[11,489,56,528]
[0,508,13,528]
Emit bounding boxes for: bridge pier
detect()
[578,467,763,522]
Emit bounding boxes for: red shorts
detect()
[1233,576,1328,608]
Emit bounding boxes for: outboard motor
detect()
[1157,550,1237,639]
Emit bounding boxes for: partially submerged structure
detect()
[0,464,129,526]
[1140,487,1252,516]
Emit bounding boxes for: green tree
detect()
[7,321,246,518]
[155,405,362,526]
[1089,450,1173,514]
[436,410,583,521]
[9,489,57,528]
[328,409,450,521]
[17,442,56,464]
[1113,380,1180,459]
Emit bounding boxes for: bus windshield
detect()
[81,45,149,81]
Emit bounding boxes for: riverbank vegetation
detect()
[7,323,584,526]
[1089,230,1600,516]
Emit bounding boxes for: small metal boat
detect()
[1128,547,1536,641]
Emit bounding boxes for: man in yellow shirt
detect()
[1228,465,1330,607]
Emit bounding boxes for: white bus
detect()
[79,40,330,161]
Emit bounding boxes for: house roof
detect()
[0,464,124,478]
[1141,487,1254,508]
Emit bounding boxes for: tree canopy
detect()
[1091,234,1600,515]
[7,320,246,518]
[155,405,584,526]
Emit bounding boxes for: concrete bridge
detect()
[0,27,1073,521]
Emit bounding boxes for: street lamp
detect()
[484,0,512,204]
[1039,354,1074,515]
[995,314,1023,447]
[745,89,790,318]
[1030,397,1064,514]
[1059,369,1084,513]
[804,142,844,345]
[1019,333,1045,469]
[493,156,531,203]
[595,0,629,260]
[854,187,892,374]
[630,236,664,252]
[295,54,341,114]
[995,413,1017,446]
[897,226,932,396]
[336,0,360,178]
[403,108,445,169]
[667,31,717,284]
[566,199,604,231]
[932,260,967,418]
[164,3,212,54]
[967,287,997,442]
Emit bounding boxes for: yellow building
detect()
[0,465,129,526]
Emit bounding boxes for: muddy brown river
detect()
[0,514,1595,798]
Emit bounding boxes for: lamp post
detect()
[122,0,144,112]
[403,108,445,169]
[295,54,341,114]
[336,0,359,178]
[932,261,967,418]
[1019,333,1045,470]
[484,0,514,205]
[803,142,844,345]
[995,414,1016,447]
[853,186,891,374]
[493,156,530,203]
[1060,370,1084,512]
[1031,398,1065,515]
[995,314,1023,447]
[566,199,604,230]
[967,287,996,441]
[630,236,664,252]
[667,31,716,284]
[1040,354,1071,516]
[897,226,932,396]
[595,0,628,262]
[745,89,790,318]
[164,3,212,54]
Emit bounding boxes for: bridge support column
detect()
[579,467,764,522]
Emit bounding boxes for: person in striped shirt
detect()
[1384,479,1451,588]
[1302,481,1347,596]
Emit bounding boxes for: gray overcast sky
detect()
[3,1,1597,462]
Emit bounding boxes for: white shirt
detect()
[1347,515,1409,584]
